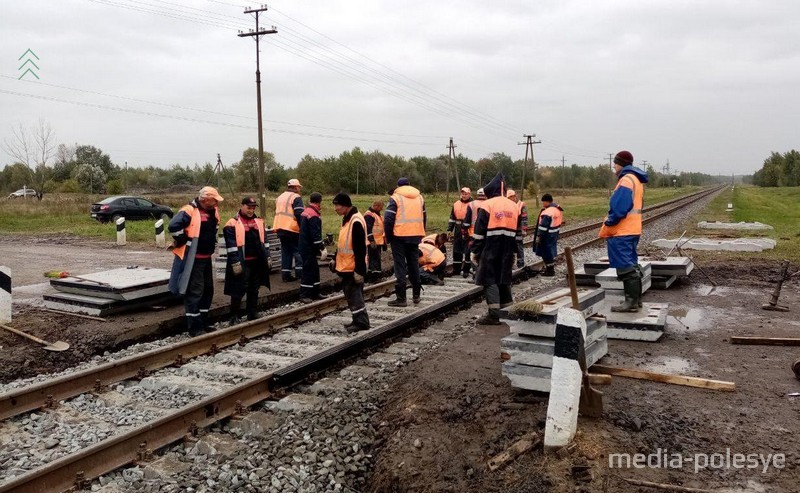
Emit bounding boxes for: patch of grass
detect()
[0,187,704,244]
[685,185,800,263]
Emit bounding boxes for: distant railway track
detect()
[0,185,724,493]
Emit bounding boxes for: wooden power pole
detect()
[239,5,277,213]
[518,134,541,206]
[447,137,459,201]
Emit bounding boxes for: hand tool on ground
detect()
[663,230,687,257]
[0,322,70,351]
[674,241,717,292]
[564,246,603,417]
[762,260,790,312]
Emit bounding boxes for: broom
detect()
[507,299,545,316]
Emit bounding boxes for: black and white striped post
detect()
[154,219,166,248]
[116,217,126,246]
[544,307,586,450]
[0,266,11,323]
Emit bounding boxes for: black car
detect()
[90,196,173,223]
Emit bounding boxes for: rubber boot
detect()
[635,264,644,307]
[611,269,640,313]
[476,308,502,325]
[388,286,407,307]
[412,286,422,304]
[543,264,556,276]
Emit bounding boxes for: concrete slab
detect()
[50,267,170,300]
[272,331,349,347]
[42,291,178,316]
[339,365,379,379]
[213,350,298,370]
[228,411,283,437]
[138,375,231,395]
[364,352,405,367]
[191,433,245,460]
[177,361,267,382]
[266,393,325,412]
[501,324,607,367]
[599,302,668,342]
[501,338,608,392]
[651,275,678,290]
[306,377,350,396]
[574,268,599,287]
[698,221,773,230]
[143,455,189,481]
[601,276,652,296]
[653,238,776,252]
[503,288,605,336]
[237,340,318,359]
[383,342,420,356]
[403,335,437,345]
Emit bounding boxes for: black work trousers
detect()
[278,232,302,280]
[452,231,467,275]
[184,257,214,334]
[484,284,513,319]
[390,239,421,299]
[368,244,383,276]
[299,251,320,299]
[230,259,264,319]
[341,274,370,328]
[420,263,446,285]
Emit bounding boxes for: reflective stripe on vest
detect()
[391,186,425,237]
[422,233,436,245]
[364,210,385,245]
[418,242,445,272]
[172,205,220,260]
[601,174,644,237]
[538,205,563,233]
[225,215,265,261]
[476,196,519,240]
[336,212,368,272]
[272,191,301,233]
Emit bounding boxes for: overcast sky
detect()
[1,0,798,175]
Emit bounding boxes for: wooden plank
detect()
[730,336,800,346]
[487,432,541,471]
[591,364,735,392]
[588,374,611,385]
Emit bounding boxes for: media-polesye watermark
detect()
[608,448,785,474]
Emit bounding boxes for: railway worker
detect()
[384,177,426,307]
[364,200,386,281]
[447,187,473,275]
[223,197,272,324]
[422,232,448,255]
[330,193,370,332]
[298,192,328,302]
[418,238,446,285]
[461,187,486,278]
[506,189,528,268]
[273,178,305,282]
[471,174,522,325]
[168,186,223,337]
[599,150,649,313]
[534,193,564,277]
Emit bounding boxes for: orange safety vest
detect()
[390,186,425,237]
[364,210,385,246]
[225,215,266,259]
[273,191,301,234]
[538,205,563,233]
[422,233,437,245]
[452,200,470,224]
[473,196,519,241]
[467,200,483,236]
[599,174,644,238]
[336,212,368,273]
[418,242,445,272]
[172,204,220,260]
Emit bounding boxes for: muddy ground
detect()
[365,261,800,493]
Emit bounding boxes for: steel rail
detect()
[0,184,723,493]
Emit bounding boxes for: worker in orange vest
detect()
[599,150,648,312]
[461,187,486,278]
[273,178,305,282]
[364,200,386,281]
[471,174,522,325]
[299,192,328,302]
[418,238,446,285]
[506,189,528,268]
[331,193,370,332]
[534,193,564,276]
[223,197,271,325]
[384,177,426,306]
[447,187,473,275]
[168,186,223,336]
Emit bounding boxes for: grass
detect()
[688,185,800,262]
[0,187,703,244]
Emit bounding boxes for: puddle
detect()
[642,356,699,374]
[669,307,710,332]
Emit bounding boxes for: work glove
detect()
[329,259,337,273]
[318,248,328,261]
[231,261,243,276]
[353,272,364,285]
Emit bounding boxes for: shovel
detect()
[0,323,70,352]
[564,247,604,417]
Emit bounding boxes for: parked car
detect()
[7,188,37,199]
[90,196,173,223]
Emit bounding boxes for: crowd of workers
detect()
[166,150,648,336]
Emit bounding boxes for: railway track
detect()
[0,185,724,493]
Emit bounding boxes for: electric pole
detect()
[518,134,541,206]
[561,155,566,190]
[239,5,277,213]
[447,137,459,202]
[124,160,127,192]
[608,153,614,197]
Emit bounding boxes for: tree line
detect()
[2,121,725,198]
[752,150,800,187]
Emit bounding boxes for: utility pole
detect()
[518,134,541,206]
[561,155,566,190]
[447,137,459,192]
[124,160,127,192]
[608,153,614,197]
[239,5,277,213]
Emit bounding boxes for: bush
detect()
[106,179,124,194]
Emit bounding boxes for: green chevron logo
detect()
[18,49,39,80]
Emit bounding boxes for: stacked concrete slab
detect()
[215,230,282,280]
[579,257,694,291]
[500,287,608,392]
[43,267,177,316]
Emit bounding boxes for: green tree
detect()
[73,163,107,193]
[75,145,116,178]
